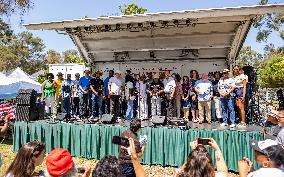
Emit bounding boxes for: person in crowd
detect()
[71,73,80,118]
[5,140,46,177]
[190,70,199,122]
[146,73,153,118]
[90,71,105,119]
[137,75,148,120]
[79,70,92,118]
[177,138,228,177]
[148,74,164,117]
[174,74,182,118]
[93,138,146,177]
[194,73,213,124]
[109,70,124,119]
[103,70,114,114]
[54,72,64,115]
[41,73,56,118]
[119,119,146,177]
[163,70,176,117]
[61,74,73,116]
[0,114,11,137]
[264,109,284,144]
[45,148,91,177]
[218,69,236,128]
[238,139,284,177]
[212,71,222,122]
[181,76,195,121]
[232,66,247,127]
[125,74,135,120]
[133,74,140,118]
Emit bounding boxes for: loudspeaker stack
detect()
[16,89,38,121]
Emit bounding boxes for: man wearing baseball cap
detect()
[45,148,91,177]
[238,139,284,177]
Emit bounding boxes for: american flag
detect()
[0,103,15,119]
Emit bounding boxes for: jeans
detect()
[139,97,148,119]
[63,97,71,114]
[72,97,79,116]
[79,94,91,118]
[211,96,222,121]
[104,97,110,114]
[92,94,102,117]
[126,99,134,120]
[220,96,235,124]
[54,96,63,115]
[151,96,161,116]
[110,95,121,118]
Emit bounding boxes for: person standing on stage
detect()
[108,70,124,119]
[174,74,182,118]
[125,74,135,120]
[41,73,56,118]
[71,73,80,118]
[90,71,105,119]
[137,75,148,120]
[146,73,153,118]
[218,69,236,128]
[190,70,199,123]
[133,74,140,118]
[79,69,92,118]
[194,73,213,124]
[163,70,176,117]
[61,74,73,116]
[54,72,64,115]
[103,70,114,114]
[148,74,164,117]
[181,76,195,121]
[211,71,222,123]
[233,66,248,127]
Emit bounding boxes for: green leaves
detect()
[258,53,284,88]
[119,3,147,15]
[0,0,33,16]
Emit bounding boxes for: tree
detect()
[44,49,61,64]
[258,52,284,88]
[254,0,284,51]
[236,46,263,68]
[63,49,85,63]
[119,3,147,15]
[0,0,33,16]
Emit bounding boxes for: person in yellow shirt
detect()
[53,72,64,116]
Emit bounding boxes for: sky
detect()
[5,0,284,54]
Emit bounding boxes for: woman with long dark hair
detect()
[190,70,199,123]
[232,66,247,127]
[177,138,228,177]
[5,140,45,177]
[181,76,195,120]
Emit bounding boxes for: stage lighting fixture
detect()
[173,20,179,26]
[150,51,156,58]
[127,24,133,29]
[150,22,155,27]
[104,25,110,31]
[186,19,191,26]
[116,24,121,30]
[162,21,168,27]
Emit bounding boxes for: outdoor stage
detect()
[13,121,263,172]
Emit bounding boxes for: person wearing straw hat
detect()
[148,74,164,117]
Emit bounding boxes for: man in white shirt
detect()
[163,70,176,117]
[194,73,213,124]
[108,70,123,118]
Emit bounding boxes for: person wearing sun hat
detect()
[44,148,91,177]
[148,74,164,117]
[218,69,236,128]
[238,139,284,177]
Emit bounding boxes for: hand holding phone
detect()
[112,136,130,147]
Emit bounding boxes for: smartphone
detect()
[197,138,210,145]
[112,136,130,147]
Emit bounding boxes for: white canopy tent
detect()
[0,68,41,98]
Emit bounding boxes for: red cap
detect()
[46,148,74,177]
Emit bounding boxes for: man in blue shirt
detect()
[194,73,213,124]
[103,70,114,114]
[61,74,73,116]
[79,69,92,118]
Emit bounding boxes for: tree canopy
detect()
[119,3,147,15]
[0,0,33,16]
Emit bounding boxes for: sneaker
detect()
[230,124,236,128]
[237,122,246,128]
[193,119,198,123]
[89,115,94,119]
[220,123,228,127]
